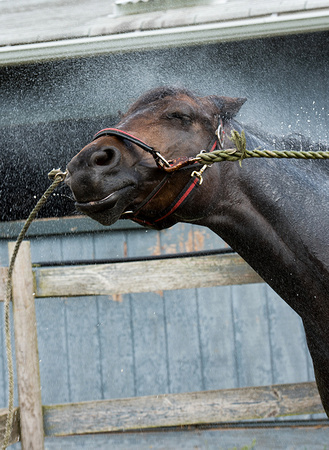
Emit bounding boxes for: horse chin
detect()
[75,185,135,226]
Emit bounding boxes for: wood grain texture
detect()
[41,421,329,449]
[9,242,44,449]
[43,381,324,436]
[0,407,20,447]
[0,267,8,302]
[34,253,264,298]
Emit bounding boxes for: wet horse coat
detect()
[66,87,329,416]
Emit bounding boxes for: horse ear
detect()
[207,96,247,119]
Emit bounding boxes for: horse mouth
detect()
[75,185,134,215]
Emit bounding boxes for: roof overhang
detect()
[1,5,329,66]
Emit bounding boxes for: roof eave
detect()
[1,9,329,66]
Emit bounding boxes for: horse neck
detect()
[198,127,329,320]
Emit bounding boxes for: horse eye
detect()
[166,112,192,124]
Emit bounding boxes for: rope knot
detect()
[230,130,247,166]
[48,168,67,181]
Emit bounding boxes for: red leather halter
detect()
[93,122,224,228]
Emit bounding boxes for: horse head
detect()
[66,87,329,418]
[65,87,246,228]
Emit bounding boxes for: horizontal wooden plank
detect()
[34,253,264,298]
[43,382,324,436]
[42,421,329,449]
[0,408,21,447]
[0,267,8,301]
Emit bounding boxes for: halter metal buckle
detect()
[155,152,171,168]
[191,164,208,185]
[215,121,224,149]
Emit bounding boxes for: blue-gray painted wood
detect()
[60,234,103,402]
[97,295,135,400]
[94,230,136,400]
[10,422,329,450]
[125,228,169,397]
[160,224,204,394]
[129,291,169,397]
[35,298,70,405]
[265,287,309,385]
[232,284,272,388]
[197,286,237,390]
[0,223,318,413]
[165,288,204,394]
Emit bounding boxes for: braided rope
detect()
[197,130,329,165]
[1,169,66,450]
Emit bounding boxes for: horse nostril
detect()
[92,148,118,167]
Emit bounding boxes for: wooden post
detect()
[9,241,44,450]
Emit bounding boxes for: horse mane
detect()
[275,134,329,152]
[233,120,329,153]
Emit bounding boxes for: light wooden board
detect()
[34,253,263,298]
[9,242,44,449]
[43,381,324,436]
[0,267,8,301]
[42,421,329,450]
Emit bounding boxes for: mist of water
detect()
[0,32,328,220]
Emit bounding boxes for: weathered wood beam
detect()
[43,381,323,436]
[0,408,20,447]
[34,253,263,298]
[0,267,8,302]
[9,242,44,450]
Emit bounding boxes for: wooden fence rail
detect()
[42,382,323,437]
[33,252,264,298]
[0,241,325,448]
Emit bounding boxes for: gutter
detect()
[1,9,329,66]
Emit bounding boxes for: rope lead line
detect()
[197,130,329,164]
[1,169,67,450]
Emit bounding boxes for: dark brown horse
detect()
[65,87,329,417]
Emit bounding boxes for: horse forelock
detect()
[121,86,199,120]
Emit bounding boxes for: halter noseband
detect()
[93,124,224,173]
[93,128,172,169]
[92,121,224,228]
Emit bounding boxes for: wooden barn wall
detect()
[0,221,317,405]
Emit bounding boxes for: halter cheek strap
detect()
[130,176,200,229]
[93,120,223,228]
[122,139,218,229]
